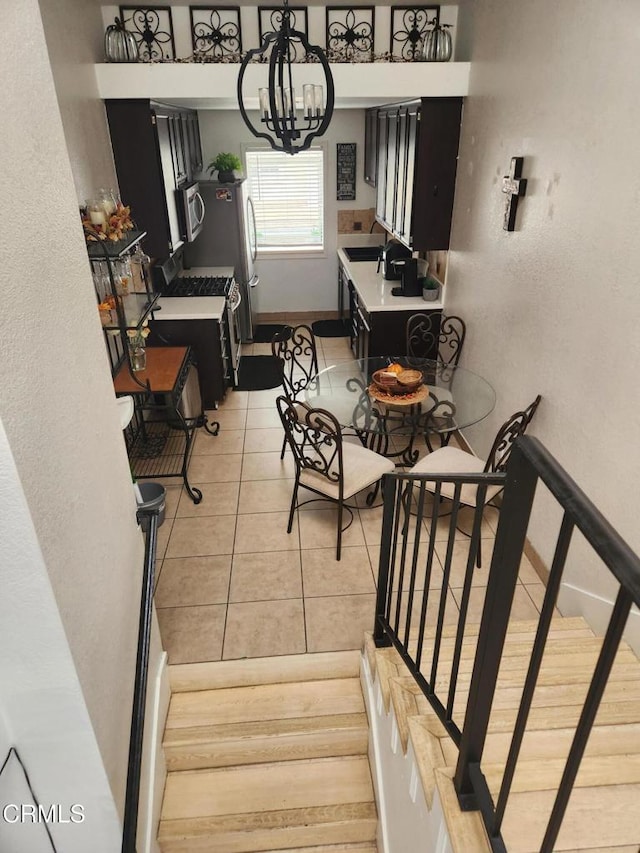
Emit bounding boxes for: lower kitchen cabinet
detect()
[147,318,229,409]
[349,290,441,359]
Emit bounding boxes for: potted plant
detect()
[207,152,242,184]
[421,275,441,301]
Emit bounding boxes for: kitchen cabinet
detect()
[374,97,462,250]
[147,317,229,409]
[364,107,378,187]
[105,99,203,263]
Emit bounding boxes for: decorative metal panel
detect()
[258,6,308,61]
[326,7,375,62]
[390,5,440,61]
[189,6,242,58]
[119,6,176,60]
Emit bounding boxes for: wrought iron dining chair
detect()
[272,324,319,459]
[406,313,466,368]
[277,396,395,560]
[411,395,542,566]
[406,313,467,450]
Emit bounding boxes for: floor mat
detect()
[311,318,350,338]
[236,355,284,391]
[252,324,291,343]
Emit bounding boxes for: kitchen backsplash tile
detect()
[338,208,384,235]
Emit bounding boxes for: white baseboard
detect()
[138,650,170,853]
[559,582,640,656]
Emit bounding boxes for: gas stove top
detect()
[163,275,232,297]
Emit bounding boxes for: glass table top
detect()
[303,357,496,437]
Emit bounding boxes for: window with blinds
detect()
[245,148,324,251]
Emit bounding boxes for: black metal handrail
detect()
[121,507,160,853]
[373,467,506,745]
[373,436,640,853]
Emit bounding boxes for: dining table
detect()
[303,356,496,467]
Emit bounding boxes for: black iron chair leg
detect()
[336,500,343,561]
[288,479,299,533]
[280,433,287,460]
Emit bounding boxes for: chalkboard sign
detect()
[337,143,356,201]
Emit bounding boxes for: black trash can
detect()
[136,481,166,532]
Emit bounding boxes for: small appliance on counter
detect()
[390,257,423,297]
[377,239,412,280]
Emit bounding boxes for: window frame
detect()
[242,143,328,260]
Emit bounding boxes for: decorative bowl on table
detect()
[372,366,423,395]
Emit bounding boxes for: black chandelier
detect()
[237,0,335,155]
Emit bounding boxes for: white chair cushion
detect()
[300,441,395,501]
[411,446,503,507]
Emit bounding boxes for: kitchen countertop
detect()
[153,265,233,321]
[153,297,226,321]
[337,248,443,313]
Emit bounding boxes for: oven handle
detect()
[194,191,206,226]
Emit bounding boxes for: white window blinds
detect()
[245,148,324,250]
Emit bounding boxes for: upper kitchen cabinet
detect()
[364,107,378,187]
[105,99,202,263]
[375,97,463,251]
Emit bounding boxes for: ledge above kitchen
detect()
[337,248,444,313]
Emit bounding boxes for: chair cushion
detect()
[300,441,395,501]
[411,446,502,507]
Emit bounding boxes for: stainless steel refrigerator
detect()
[183,179,258,342]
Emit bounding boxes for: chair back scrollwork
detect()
[484,395,542,473]
[439,315,466,369]
[406,313,439,361]
[271,324,319,399]
[276,396,344,493]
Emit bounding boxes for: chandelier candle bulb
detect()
[314,85,324,116]
[259,88,270,120]
[303,84,314,118]
[283,87,295,117]
[274,87,284,118]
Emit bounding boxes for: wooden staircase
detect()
[364,615,640,853]
[157,651,378,853]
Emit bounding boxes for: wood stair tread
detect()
[158,801,377,852]
[161,755,375,821]
[169,650,361,693]
[165,677,365,730]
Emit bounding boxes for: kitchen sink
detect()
[343,245,382,262]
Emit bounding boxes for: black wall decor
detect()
[258,6,308,61]
[502,157,528,231]
[337,143,357,201]
[120,6,176,60]
[390,5,439,60]
[326,7,375,62]
[190,6,242,58]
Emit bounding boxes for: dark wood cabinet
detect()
[105,99,202,263]
[147,318,229,409]
[364,107,378,187]
[374,97,462,250]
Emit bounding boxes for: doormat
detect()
[311,318,350,338]
[236,355,284,391]
[252,324,291,343]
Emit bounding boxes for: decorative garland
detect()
[156,49,425,63]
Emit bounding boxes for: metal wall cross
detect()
[502,156,527,231]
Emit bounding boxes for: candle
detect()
[274,87,284,118]
[89,207,107,228]
[259,88,270,120]
[283,87,295,118]
[314,85,324,117]
[303,84,314,119]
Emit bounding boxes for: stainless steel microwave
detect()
[177,181,206,242]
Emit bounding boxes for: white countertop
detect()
[337,248,444,313]
[153,296,226,321]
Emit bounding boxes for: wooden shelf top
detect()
[113,346,189,395]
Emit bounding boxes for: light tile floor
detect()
[154,330,545,664]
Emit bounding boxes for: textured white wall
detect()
[446,0,640,603]
[198,108,376,313]
[39,0,118,202]
[1,0,145,823]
